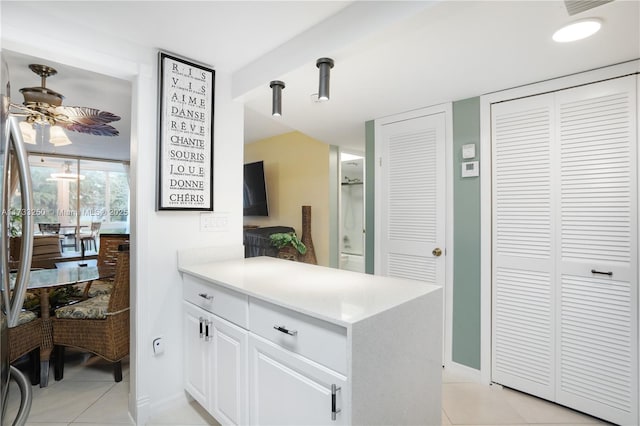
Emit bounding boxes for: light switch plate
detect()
[462,143,476,159]
[200,212,229,232]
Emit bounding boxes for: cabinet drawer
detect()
[249,298,347,374]
[183,274,248,328]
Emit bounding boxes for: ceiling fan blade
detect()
[55,106,121,125]
[60,122,120,137]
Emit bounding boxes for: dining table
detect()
[10,264,114,387]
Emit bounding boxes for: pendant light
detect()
[48,161,85,181]
[270,80,285,117]
[316,58,334,102]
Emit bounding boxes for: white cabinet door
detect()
[209,314,248,426]
[249,334,347,426]
[183,301,210,408]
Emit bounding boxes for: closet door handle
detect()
[199,317,204,338]
[591,269,613,276]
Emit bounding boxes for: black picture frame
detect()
[157,51,215,211]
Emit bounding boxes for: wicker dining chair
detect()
[76,233,130,299]
[8,311,43,385]
[52,244,129,382]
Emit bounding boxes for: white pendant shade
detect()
[49,126,72,146]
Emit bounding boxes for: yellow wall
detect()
[244,131,330,266]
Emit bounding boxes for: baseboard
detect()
[443,360,485,384]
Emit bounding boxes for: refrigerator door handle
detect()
[9,365,33,426]
[4,117,33,328]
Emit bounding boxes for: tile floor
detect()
[5,352,612,426]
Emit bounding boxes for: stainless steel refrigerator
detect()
[1,51,35,426]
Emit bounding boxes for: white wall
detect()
[1,7,244,424]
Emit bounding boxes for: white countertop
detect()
[179,256,441,327]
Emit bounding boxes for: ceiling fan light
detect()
[19,121,37,145]
[553,19,602,42]
[49,126,72,146]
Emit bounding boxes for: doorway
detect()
[339,151,365,273]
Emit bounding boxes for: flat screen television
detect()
[243,161,269,216]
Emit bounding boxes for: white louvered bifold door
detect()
[378,113,445,283]
[555,77,637,425]
[491,75,638,426]
[491,94,556,401]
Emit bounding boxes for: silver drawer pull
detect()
[274,325,298,336]
[198,293,214,300]
[331,384,341,421]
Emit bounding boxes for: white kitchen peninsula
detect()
[178,255,442,426]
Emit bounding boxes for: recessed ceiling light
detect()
[553,18,602,43]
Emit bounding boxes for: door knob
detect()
[432,248,442,257]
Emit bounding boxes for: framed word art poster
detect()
[157,51,215,210]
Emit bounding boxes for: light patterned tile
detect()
[21,380,113,423]
[501,387,605,425]
[442,409,452,425]
[146,399,219,425]
[60,350,129,383]
[73,381,133,424]
[442,383,527,425]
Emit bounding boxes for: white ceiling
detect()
[2,0,639,158]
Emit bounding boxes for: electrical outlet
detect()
[153,337,164,355]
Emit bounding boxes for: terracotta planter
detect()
[300,205,317,265]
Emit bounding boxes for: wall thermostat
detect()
[461,161,479,178]
[462,143,476,159]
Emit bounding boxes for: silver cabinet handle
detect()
[199,293,214,300]
[204,319,211,342]
[331,384,341,421]
[273,325,298,336]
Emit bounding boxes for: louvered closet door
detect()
[378,113,445,283]
[492,75,638,426]
[491,94,556,401]
[555,77,637,425]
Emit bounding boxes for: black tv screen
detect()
[243,161,269,216]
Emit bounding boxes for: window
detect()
[22,155,130,235]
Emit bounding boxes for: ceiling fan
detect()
[10,64,121,137]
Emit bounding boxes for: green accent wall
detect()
[452,97,481,369]
[365,120,375,275]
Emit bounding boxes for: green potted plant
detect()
[9,210,22,237]
[269,232,307,261]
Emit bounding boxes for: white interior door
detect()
[375,110,447,362]
[376,112,446,283]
